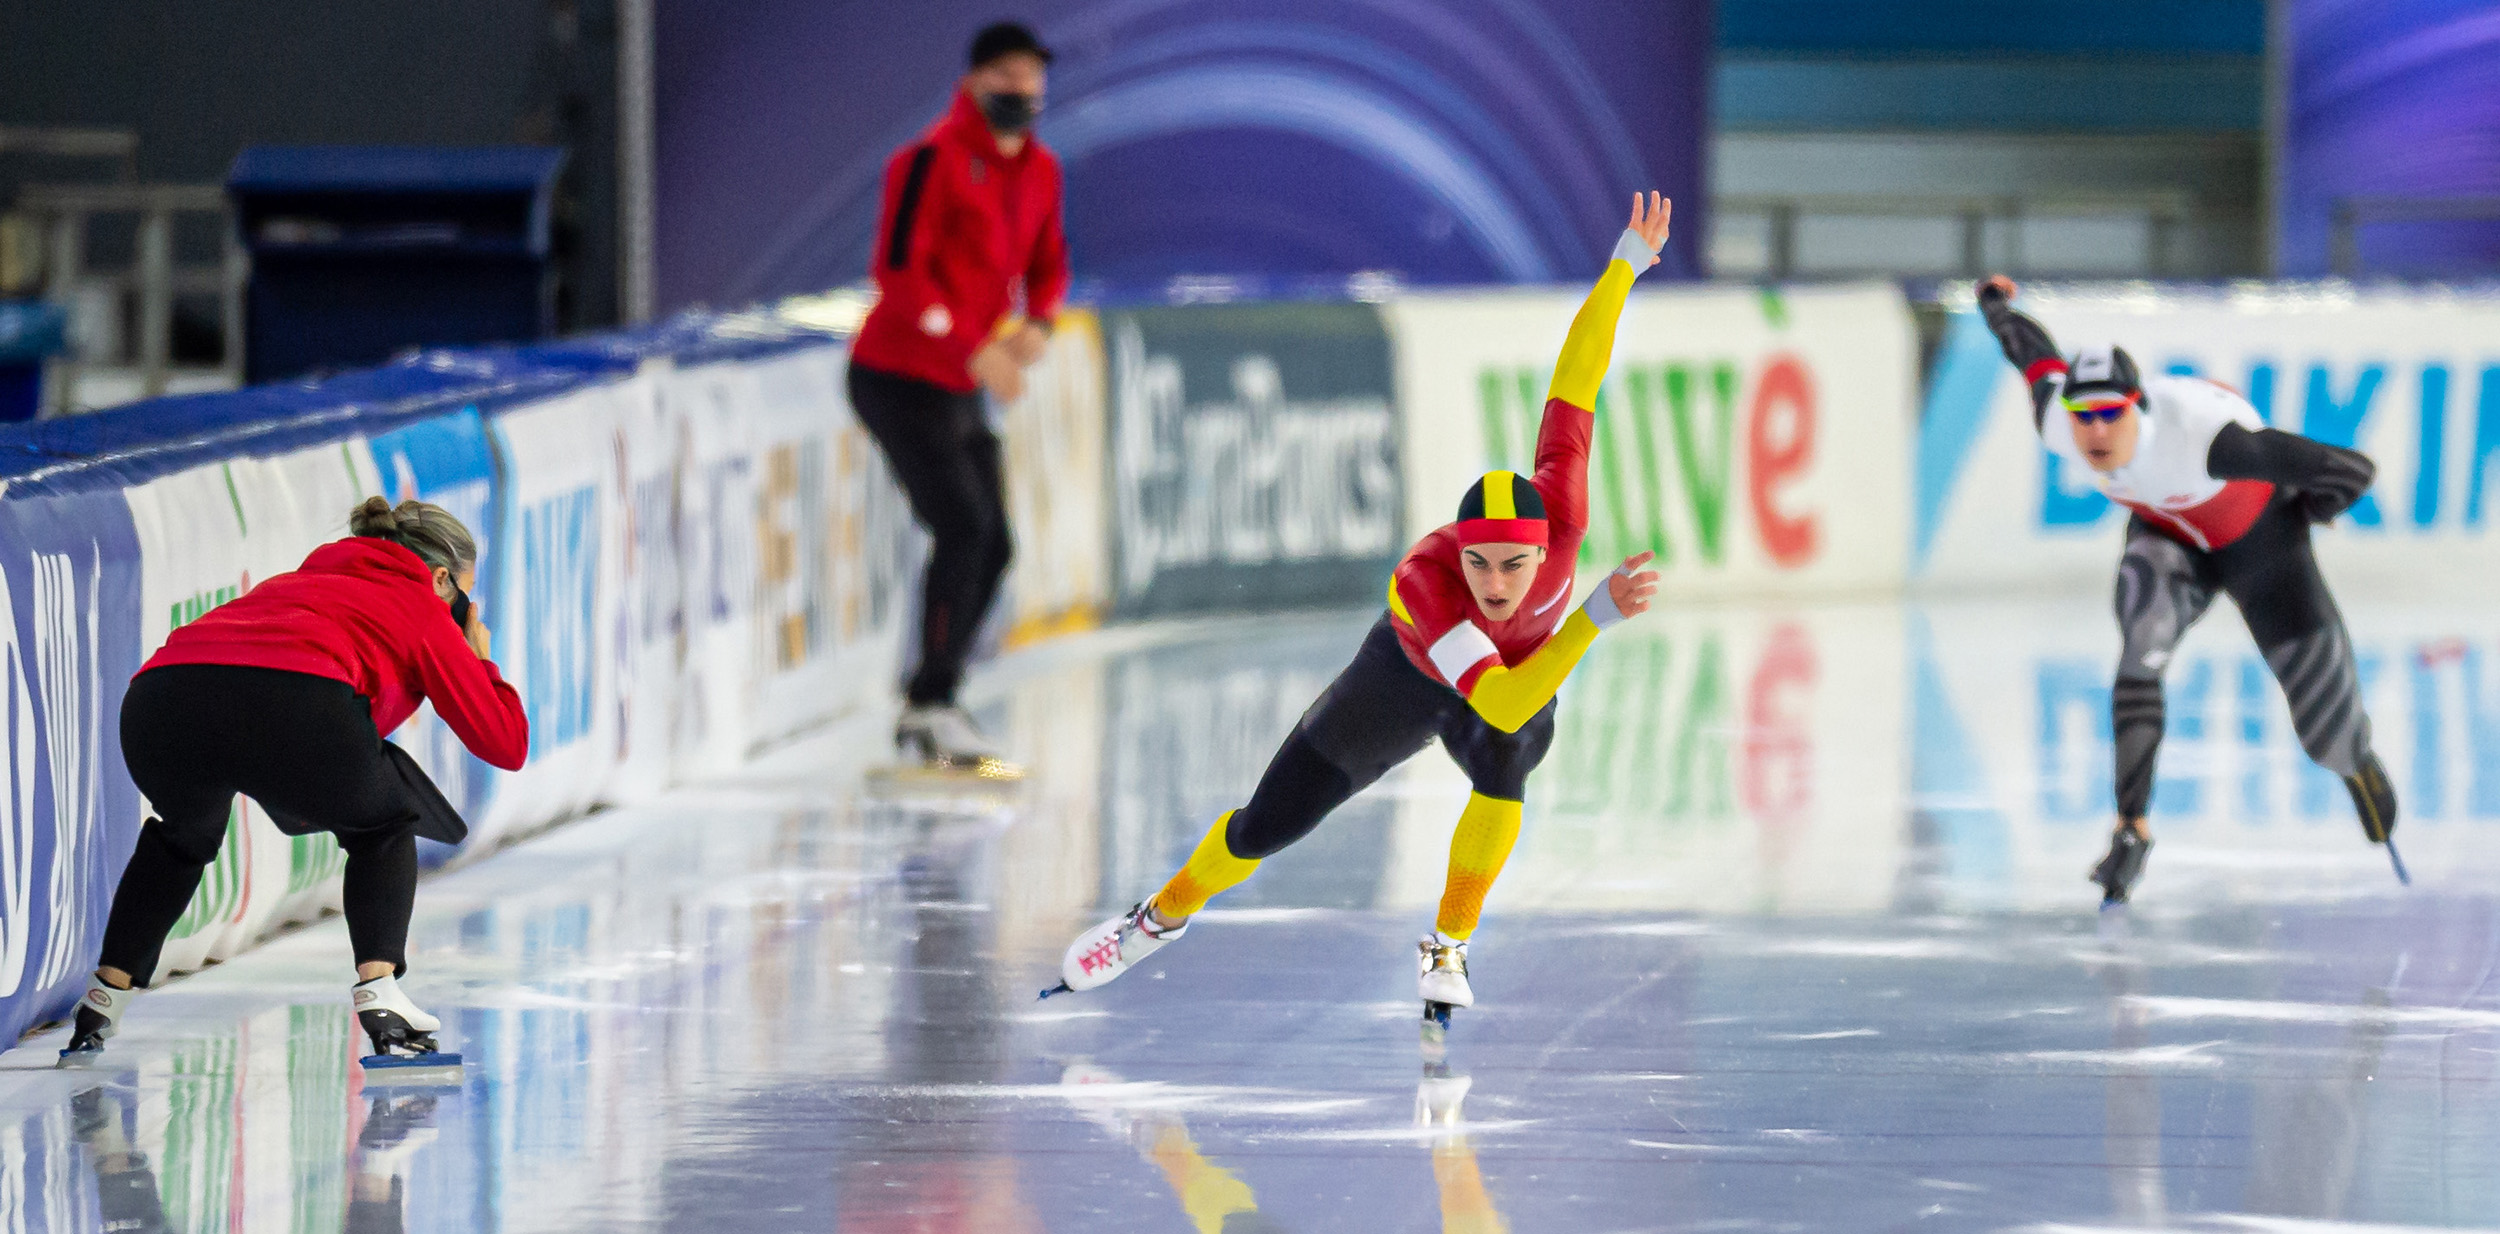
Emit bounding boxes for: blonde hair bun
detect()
[346,496,477,574]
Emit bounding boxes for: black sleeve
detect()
[2205,423,2378,522]
[1977,290,2064,430]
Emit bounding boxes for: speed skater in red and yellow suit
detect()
[1048,193,1675,1025]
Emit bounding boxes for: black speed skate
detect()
[2345,752,2409,884]
[2090,828,2152,906]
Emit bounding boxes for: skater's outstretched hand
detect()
[1605,551,1660,621]
[1976,275,2019,310]
[1625,192,1672,266]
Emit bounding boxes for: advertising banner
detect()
[1104,302,1404,618]
[482,381,630,840]
[1385,282,1917,598]
[0,488,142,1046]
[1000,309,1109,646]
[657,1,1710,308]
[1916,286,2500,598]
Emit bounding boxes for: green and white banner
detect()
[1384,283,1917,598]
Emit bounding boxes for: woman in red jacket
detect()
[60,496,528,1066]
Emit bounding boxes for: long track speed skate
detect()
[891,704,1023,783]
[2345,752,2409,885]
[354,975,464,1088]
[56,975,133,1067]
[1418,936,1474,1057]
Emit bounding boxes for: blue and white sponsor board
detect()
[0,316,918,1049]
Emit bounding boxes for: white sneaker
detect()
[897,704,1006,766]
[1060,902,1185,992]
[1418,935,1474,1008]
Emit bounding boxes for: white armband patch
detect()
[1427,622,1500,686]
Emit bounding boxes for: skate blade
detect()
[54,1047,106,1070]
[1038,981,1073,1001]
[868,761,1024,795]
[360,1052,465,1088]
[2385,838,2412,887]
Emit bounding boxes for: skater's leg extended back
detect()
[2217,501,2392,840]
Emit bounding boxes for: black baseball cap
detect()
[970,22,1053,68]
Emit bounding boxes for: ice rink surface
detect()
[8,597,2500,1233]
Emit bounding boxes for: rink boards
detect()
[0,320,924,1045]
[6,278,2500,1058]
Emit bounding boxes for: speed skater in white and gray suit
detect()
[1975,275,2397,904]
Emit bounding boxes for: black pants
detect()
[2110,494,2370,818]
[1225,616,1556,858]
[99,665,426,985]
[848,361,1013,707]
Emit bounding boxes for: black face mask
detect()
[979,92,1039,134]
[449,584,471,631]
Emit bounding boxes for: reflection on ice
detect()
[1,600,2499,1230]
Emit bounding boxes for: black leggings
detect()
[99,665,425,985]
[2110,495,2370,818]
[848,361,1013,707]
[1225,616,1556,859]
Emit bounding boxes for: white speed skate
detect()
[1419,935,1473,1049]
[895,704,1022,779]
[56,974,134,1066]
[1043,902,1186,997]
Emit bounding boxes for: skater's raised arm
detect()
[1548,193,1668,412]
[1532,193,1669,538]
[2205,422,2377,523]
[1975,275,2067,431]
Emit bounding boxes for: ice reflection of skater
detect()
[1051,196,1670,1035]
[61,498,528,1065]
[1059,1065,1281,1234]
[70,1086,172,1233]
[348,1092,442,1234]
[2090,952,2166,1225]
[1418,1066,1509,1234]
[1976,277,2397,904]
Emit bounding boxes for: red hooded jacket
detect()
[851,90,1070,393]
[141,537,530,771]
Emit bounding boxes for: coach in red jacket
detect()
[849,20,1068,769]
[61,497,527,1067]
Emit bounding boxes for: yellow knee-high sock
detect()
[1151,812,1261,920]
[1436,793,1523,940]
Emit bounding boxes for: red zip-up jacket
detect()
[851,89,1070,393]
[142,537,530,771]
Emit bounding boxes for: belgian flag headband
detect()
[1454,470,1549,547]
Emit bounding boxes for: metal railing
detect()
[14,182,241,413]
[2330,196,2500,277]
[1715,189,2216,280]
